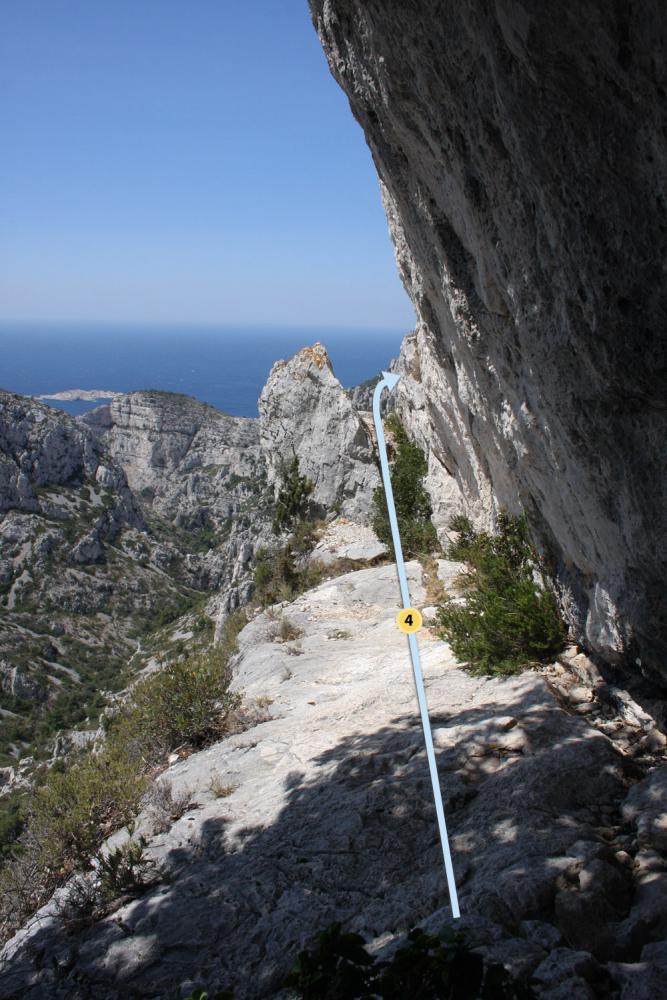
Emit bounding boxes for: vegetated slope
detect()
[309,0,667,683]
[0,390,272,771]
[1,558,665,997]
[0,347,380,780]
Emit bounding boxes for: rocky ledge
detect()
[2,558,664,998]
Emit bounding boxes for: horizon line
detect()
[0,318,413,335]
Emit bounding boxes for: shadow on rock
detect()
[0,684,653,999]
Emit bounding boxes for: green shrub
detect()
[273,456,314,534]
[0,791,26,861]
[286,923,373,999]
[146,593,200,630]
[371,416,438,557]
[29,743,146,874]
[194,614,214,636]
[191,524,219,553]
[113,645,241,766]
[0,629,243,940]
[218,608,248,660]
[290,518,321,554]
[285,923,534,999]
[96,836,162,900]
[253,550,274,596]
[254,530,324,607]
[275,616,303,643]
[437,513,565,675]
[254,545,297,605]
[0,740,146,938]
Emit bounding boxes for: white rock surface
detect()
[308,516,387,565]
[394,328,497,538]
[258,343,380,520]
[2,561,659,999]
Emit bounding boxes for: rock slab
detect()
[2,561,659,999]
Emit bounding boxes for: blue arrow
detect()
[372,371,460,919]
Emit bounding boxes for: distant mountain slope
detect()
[0,347,380,775]
[0,390,272,771]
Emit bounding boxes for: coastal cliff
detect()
[0,354,378,775]
[309,0,667,682]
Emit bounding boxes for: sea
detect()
[0,324,406,417]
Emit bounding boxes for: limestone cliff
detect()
[259,342,379,520]
[309,0,667,681]
[83,391,271,598]
[2,557,665,996]
[0,358,380,773]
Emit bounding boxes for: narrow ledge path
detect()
[1,560,664,999]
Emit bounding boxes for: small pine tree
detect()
[437,513,565,675]
[371,416,438,556]
[273,456,314,534]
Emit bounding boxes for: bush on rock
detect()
[437,513,565,675]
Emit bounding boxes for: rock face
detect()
[2,560,664,998]
[84,392,261,528]
[0,392,129,519]
[259,342,380,520]
[309,1,667,680]
[393,328,492,541]
[84,391,272,596]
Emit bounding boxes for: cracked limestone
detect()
[258,343,380,521]
[309,0,667,682]
[2,560,664,998]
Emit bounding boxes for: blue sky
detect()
[0,1,414,330]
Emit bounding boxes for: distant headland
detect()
[35,389,121,402]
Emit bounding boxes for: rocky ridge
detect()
[0,351,380,771]
[1,555,664,997]
[309,0,667,682]
[259,342,380,520]
[83,391,271,601]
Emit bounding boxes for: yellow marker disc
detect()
[396,607,423,633]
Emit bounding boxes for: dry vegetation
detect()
[0,612,246,942]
